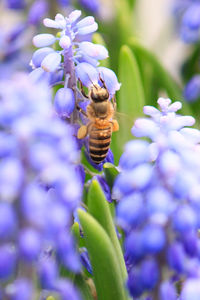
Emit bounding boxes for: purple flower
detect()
[5,0,25,10]
[114,97,200,298]
[31,10,120,120]
[0,74,82,299]
[173,0,200,44]
[31,11,102,73]
[79,0,100,13]
[184,75,200,102]
[28,0,49,26]
[5,278,33,300]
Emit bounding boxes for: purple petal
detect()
[77,23,98,35]
[68,10,82,23]
[38,257,58,289]
[33,34,56,47]
[143,105,160,118]
[79,42,108,60]
[6,278,33,300]
[0,245,16,279]
[184,75,200,102]
[54,88,75,118]
[75,62,98,87]
[183,4,200,30]
[79,0,99,13]
[180,128,200,144]
[0,203,17,239]
[168,101,182,112]
[97,67,121,96]
[181,279,200,300]
[29,67,49,83]
[43,18,64,29]
[157,98,171,113]
[59,36,71,49]
[119,140,150,169]
[32,47,55,68]
[132,118,159,139]
[159,281,176,300]
[55,13,67,28]
[41,52,61,72]
[76,16,95,28]
[19,228,41,261]
[170,115,195,130]
[28,0,48,26]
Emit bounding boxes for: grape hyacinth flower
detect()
[173,0,200,43]
[31,10,120,115]
[113,98,200,299]
[184,74,200,102]
[5,0,100,14]
[0,73,82,299]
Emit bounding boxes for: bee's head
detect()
[90,84,109,102]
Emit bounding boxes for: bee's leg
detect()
[78,78,89,99]
[76,104,88,117]
[99,74,107,89]
[111,95,117,110]
[110,119,119,132]
[77,125,88,139]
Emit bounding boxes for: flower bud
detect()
[54,88,75,118]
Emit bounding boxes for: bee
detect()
[77,76,119,164]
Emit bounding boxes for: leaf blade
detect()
[78,209,127,300]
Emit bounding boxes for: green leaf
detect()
[71,222,80,243]
[112,44,145,161]
[87,180,127,281]
[128,38,193,116]
[118,45,145,117]
[127,0,136,9]
[78,209,127,300]
[74,274,94,300]
[103,162,119,188]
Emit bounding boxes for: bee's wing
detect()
[113,111,133,127]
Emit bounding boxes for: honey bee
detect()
[77,76,119,164]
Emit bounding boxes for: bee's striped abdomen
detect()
[89,125,112,164]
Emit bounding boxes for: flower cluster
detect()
[113,98,200,299]
[0,73,82,299]
[31,10,120,168]
[173,0,200,44]
[31,11,111,116]
[173,1,200,102]
[6,0,100,14]
[0,24,30,79]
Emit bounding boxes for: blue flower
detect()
[31,11,120,118]
[31,11,104,72]
[0,74,82,299]
[184,75,200,102]
[114,97,200,299]
[173,0,200,43]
